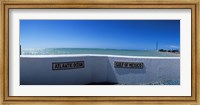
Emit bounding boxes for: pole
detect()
[20,45,21,55]
[156,41,158,50]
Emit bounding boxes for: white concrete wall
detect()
[20,56,92,85]
[107,57,180,84]
[20,55,180,85]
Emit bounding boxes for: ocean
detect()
[21,48,180,57]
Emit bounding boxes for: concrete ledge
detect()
[20,55,180,85]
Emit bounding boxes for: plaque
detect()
[114,61,143,69]
[52,61,84,70]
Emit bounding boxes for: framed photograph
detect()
[0,0,199,105]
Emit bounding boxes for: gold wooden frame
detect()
[0,0,199,105]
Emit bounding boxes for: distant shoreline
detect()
[158,51,180,55]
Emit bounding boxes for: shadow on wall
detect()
[106,57,118,84]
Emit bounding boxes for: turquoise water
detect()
[21,48,179,57]
[21,48,180,57]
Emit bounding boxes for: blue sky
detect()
[20,20,180,50]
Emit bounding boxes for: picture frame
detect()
[0,0,199,105]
